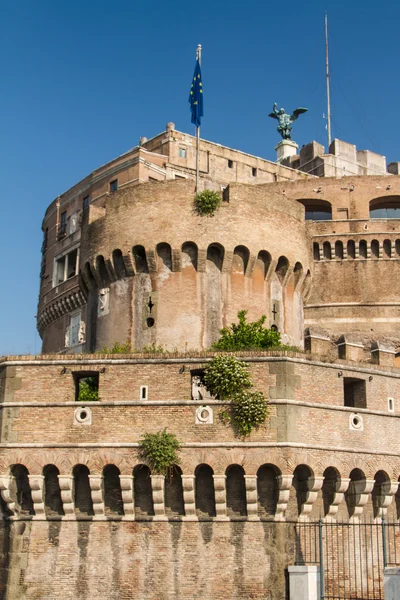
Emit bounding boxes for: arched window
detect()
[383,239,392,258]
[371,240,380,258]
[103,465,124,516]
[297,199,332,221]
[195,464,216,518]
[335,241,344,260]
[133,465,154,518]
[11,464,34,515]
[43,464,64,516]
[370,196,400,218]
[345,468,366,518]
[257,464,279,518]
[359,240,367,259]
[322,467,340,517]
[313,243,320,261]
[293,465,313,517]
[323,242,332,260]
[372,471,391,519]
[293,262,303,289]
[73,464,93,516]
[165,466,185,517]
[347,240,355,259]
[226,465,247,517]
[112,249,127,279]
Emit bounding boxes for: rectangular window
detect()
[54,247,79,286]
[344,377,366,408]
[58,211,67,237]
[74,372,99,402]
[178,147,187,158]
[83,195,90,210]
[110,179,118,192]
[252,167,257,177]
[228,160,233,169]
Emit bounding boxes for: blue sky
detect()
[1,0,399,355]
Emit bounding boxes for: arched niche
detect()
[43,464,64,516]
[359,240,367,259]
[195,464,216,518]
[256,250,272,278]
[156,243,172,271]
[226,464,247,517]
[133,465,154,518]
[232,245,250,275]
[257,464,280,518]
[181,242,198,270]
[132,245,149,273]
[73,464,93,516]
[335,240,344,259]
[207,243,224,271]
[112,249,127,279]
[96,255,109,287]
[165,466,185,517]
[275,256,289,284]
[297,198,332,221]
[103,464,124,516]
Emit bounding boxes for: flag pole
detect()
[195,44,202,193]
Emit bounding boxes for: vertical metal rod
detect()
[195,44,202,194]
[342,520,346,599]
[382,516,387,568]
[325,12,332,148]
[319,518,325,599]
[376,519,381,597]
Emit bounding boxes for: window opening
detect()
[110,179,118,192]
[388,397,394,412]
[343,377,366,408]
[228,159,233,168]
[54,247,79,285]
[83,195,90,210]
[74,372,99,402]
[58,211,67,238]
[140,385,148,401]
[178,147,187,158]
[252,167,257,177]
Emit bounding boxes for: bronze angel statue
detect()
[268,102,308,140]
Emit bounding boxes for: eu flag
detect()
[189,60,203,127]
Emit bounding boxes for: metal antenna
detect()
[325,12,332,148]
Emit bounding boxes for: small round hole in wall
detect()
[349,412,363,431]
[147,317,155,327]
[80,411,87,420]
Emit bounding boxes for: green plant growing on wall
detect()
[101,340,132,354]
[194,189,221,216]
[78,376,99,402]
[142,343,168,354]
[211,310,281,351]
[203,355,251,399]
[138,429,180,477]
[224,390,269,437]
[204,355,269,437]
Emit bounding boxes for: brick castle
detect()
[0,124,400,598]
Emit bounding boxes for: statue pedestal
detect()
[275,139,298,163]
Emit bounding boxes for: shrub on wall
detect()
[203,355,251,399]
[211,310,281,351]
[204,355,269,437]
[138,429,180,477]
[194,189,221,216]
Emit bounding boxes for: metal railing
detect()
[295,518,400,600]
